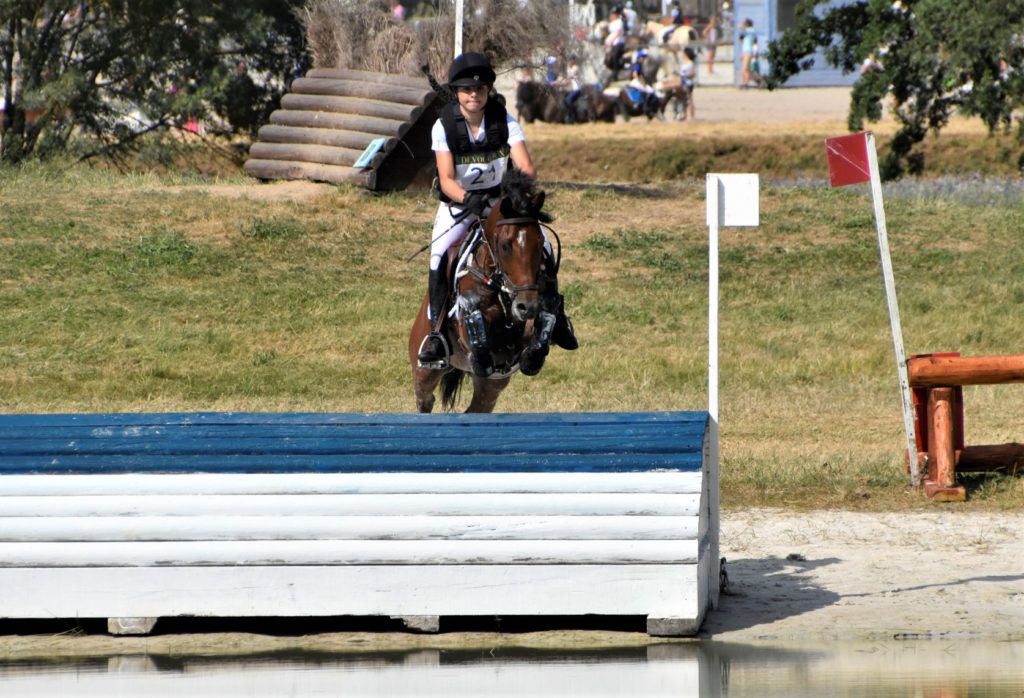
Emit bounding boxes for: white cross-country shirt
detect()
[431,112,525,192]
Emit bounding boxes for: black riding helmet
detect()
[448,52,496,87]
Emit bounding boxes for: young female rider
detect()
[417,52,578,367]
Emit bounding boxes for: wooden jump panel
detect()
[244,70,438,191]
[0,411,717,636]
[908,353,1024,500]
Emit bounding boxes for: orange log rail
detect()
[906,353,1024,501]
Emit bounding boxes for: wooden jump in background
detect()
[908,352,1024,501]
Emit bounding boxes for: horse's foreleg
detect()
[465,375,511,413]
[413,367,444,413]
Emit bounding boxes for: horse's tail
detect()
[440,370,464,411]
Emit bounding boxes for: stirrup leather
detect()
[417,333,450,369]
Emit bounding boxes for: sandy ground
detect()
[706,508,1024,642]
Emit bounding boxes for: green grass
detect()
[3,163,1024,511]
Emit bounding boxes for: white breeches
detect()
[430,202,485,270]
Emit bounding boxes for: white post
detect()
[454,0,464,58]
[865,133,920,486]
[706,176,720,442]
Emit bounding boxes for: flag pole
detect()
[864,133,920,487]
[454,0,464,57]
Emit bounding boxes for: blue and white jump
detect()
[0,410,717,636]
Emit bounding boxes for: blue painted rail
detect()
[0,411,707,474]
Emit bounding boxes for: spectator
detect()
[860,52,883,76]
[677,46,697,120]
[623,0,639,36]
[738,18,757,88]
[702,16,719,75]
[545,56,559,85]
[391,0,406,21]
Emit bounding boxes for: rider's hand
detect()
[460,191,489,217]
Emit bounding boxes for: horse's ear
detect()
[531,191,545,213]
[500,197,516,219]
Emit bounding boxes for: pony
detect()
[573,84,619,123]
[617,85,674,121]
[514,80,567,124]
[408,168,555,413]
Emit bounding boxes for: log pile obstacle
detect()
[908,352,1024,501]
[0,411,718,636]
[244,69,439,191]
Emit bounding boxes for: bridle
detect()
[464,216,544,309]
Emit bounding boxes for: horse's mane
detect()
[500,166,553,223]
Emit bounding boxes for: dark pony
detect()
[408,167,554,413]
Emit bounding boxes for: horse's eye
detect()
[500,240,513,255]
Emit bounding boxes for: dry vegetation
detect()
[301,0,571,80]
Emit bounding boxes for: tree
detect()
[766,0,1024,179]
[0,1,308,163]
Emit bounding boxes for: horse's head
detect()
[480,168,552,323]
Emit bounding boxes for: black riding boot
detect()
[539,266,578,351]
[417,267,449,365]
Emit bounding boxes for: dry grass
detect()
[301,0,572,79]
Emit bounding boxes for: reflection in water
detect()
[3,641,1024,697]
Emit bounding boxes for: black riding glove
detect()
[460,191,489,218]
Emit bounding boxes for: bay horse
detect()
[408,170,554,413]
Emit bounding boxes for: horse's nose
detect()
[513,298,538,322]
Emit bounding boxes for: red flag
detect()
[825,132,871,187]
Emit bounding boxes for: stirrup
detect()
[417,333,450,369]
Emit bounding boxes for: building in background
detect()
[730,0,857,86]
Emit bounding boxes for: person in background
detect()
[669,0,683,25]
[545,56,559,85]
[559,54,583,122]
[738,18,756,88]
[604,6,626,74]
[390,0,405,21]
[677,46,697,120]
[628,48,660,116]
[623,0,639,35]
[702,15,719,75]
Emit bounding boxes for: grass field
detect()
[3,130,1024,511]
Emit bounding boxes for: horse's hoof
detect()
[520,345,548,376]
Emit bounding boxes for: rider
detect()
[628,49,660,117]
[417,52,578,367]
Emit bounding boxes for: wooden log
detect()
[908,354,1024,387]
[267,109,394,135]
[256,124,392,151]
[290,77,433,106]
[1,471,703,496]
[280,93,419,123]
[0,515,700,542]
[958,443,1024,473]
[928,387,956,487]
[243,159,375,188]
[0,493,701,518]
[0,539,700,567]
[0,565,701,619]
[248,142,374,169]
[271,104,409,138]
[306,68,431,90]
